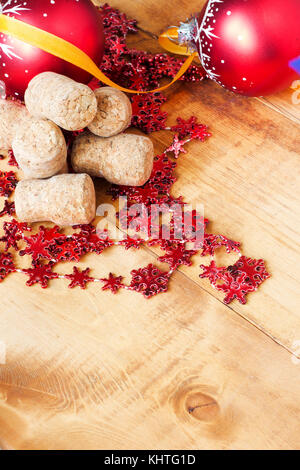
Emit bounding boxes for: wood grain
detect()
[0,0,299,450]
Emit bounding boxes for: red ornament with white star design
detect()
[179,0,300,96]
[0,0,104,98]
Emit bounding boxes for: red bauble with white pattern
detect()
[184,0,300,96]
[0,0,104,98]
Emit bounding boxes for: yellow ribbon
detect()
[158,27,194,56]
[0,14,196,94]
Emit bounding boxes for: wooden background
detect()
[0,0,299,450]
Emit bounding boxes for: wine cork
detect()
[71,133,154,186]
[0,99,30,150]
[12,117,67,179]
[15,174,96,226]
[24,72,97,131]
[88,87,132,137]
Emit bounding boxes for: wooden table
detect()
[0,0,299,450]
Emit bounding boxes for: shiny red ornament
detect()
[0,0,105,98]
[182,0,300,96]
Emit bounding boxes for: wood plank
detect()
[0,251,300,450]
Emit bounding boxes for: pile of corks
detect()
[0,72,154,226]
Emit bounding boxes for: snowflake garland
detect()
[0,3,270,305]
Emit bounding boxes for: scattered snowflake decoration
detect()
[22,262,59,289]
[65,266,94,289]
[165,134,187,159]
[100,272,124,294]
[227,256,270,287]
[118,235,144,250]
[7,149,19,167]
[158,243,197,270]
[0,3,269,304]
[130,264,170,298]
[0,171,17,197]
[200,233,222,255]
[19,231,53,261]
[215,271,256,305]
[49,237,83,262]
[0,219,30,250]
[130,93,167,133]
[199,260,226,284]
[170,116,211,141]
[0,199,15,217]
[219,235,241,254]
[0,252,15,281]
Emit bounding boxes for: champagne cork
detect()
[12,117,67,179]
[15,174,96,226]
[71,133,154,186]
[24,72,97,131]
[88,87,132,137]
[0,99,30,150]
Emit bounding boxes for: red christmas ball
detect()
[0,0,104,98]
[186,0,300,96]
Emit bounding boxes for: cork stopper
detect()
[24,72,97,131]
[12,117,67,179]
[15,174,96,226]
[71,132,154,186]
[0,99,30,150]
[88,87,132,137]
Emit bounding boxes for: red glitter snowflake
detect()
[75,228,114,255]
[158,243,197,270]
[7,149,19,167]
[171,116,211,141]
[131,93,167,133]
[65,266,94,289]
[215,271,255,305]
[23,262,59,288]
[49,237,84,262]
[38,226,66,244]
[199,260,226,284]
[0,252,15,281]
[0,171,17,197]
[228,256,270,287]
[100,272,124,294]
[219,235,241,254]
[118,235,144,250]
[200,233,222,255]
[165,134,187,159]
[100,3,138,37]
[0,219,30,250]
[0,200,15,217]
[130,264,170,298]
[19,231,53,261]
